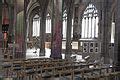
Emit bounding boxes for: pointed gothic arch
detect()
[62,10,73,39]
[81,3,99,39]
[32,14,40,37]
[46,13,51,33]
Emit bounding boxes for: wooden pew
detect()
[3,58,120,80]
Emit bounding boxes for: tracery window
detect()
[81,4,99,39]
[46,13,51,33]
[111,22,115,43]
[62,10,73,39]
[32,14,40,37]
[62,10,67,39]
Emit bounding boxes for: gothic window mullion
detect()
[86,17,88,38]
[94,16,96,38]
[46,14,51,33]
[32,15,40,37]
[81,3,99,39]
[48,18,50,33]
[46,18,48,33]
[87,17,89,38]
[62,10,67,39]
[90,17,93,38]
[81,18,84,38]
[84,17,86,38]
[96,16,99,37]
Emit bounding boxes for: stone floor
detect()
[26,48,85,62]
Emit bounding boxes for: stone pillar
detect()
[77,5,84,52]
[65,0,74,59]
[8,0,14,33]
[28,17,33,41]
[0,1,2,32]
[39,0,49,56]
[23,0,27,58]
[100,1,112,64]
[73,6,79,40]
[39,12,46,56]
[0,1,4,77]
[114,0,120,71]
[0,0,4,77]
[23,0,30,58]
[50,0,62,59]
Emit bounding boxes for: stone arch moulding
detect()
[26,1,40,39]
[79,2,100,21]
[26,1,40,21]
[80,3,99,39]
[26,7,41,39]
[46,1,52,17]
[78,2,100,38]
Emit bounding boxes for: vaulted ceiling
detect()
[15,0,81,13]
[16,0,24,13]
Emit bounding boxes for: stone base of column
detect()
[65,53,71,59]
[39,50,45,56]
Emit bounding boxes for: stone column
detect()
[100,1,112,64]
[114,0,120,71]
[24,0,30,59]
[0,1,1,32]
[23,0,29,58]
[0,0,3,76]
[28,17,33,41]
[39,11,46,56]
[39,0,49,56]
[65,0,74,59]
[50,0,62,59]
[73,6,79,40]
[8,0,14,33]
[77,4,84,52]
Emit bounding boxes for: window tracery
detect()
[81,4,99,39]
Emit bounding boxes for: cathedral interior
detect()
[0,0,120,80]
